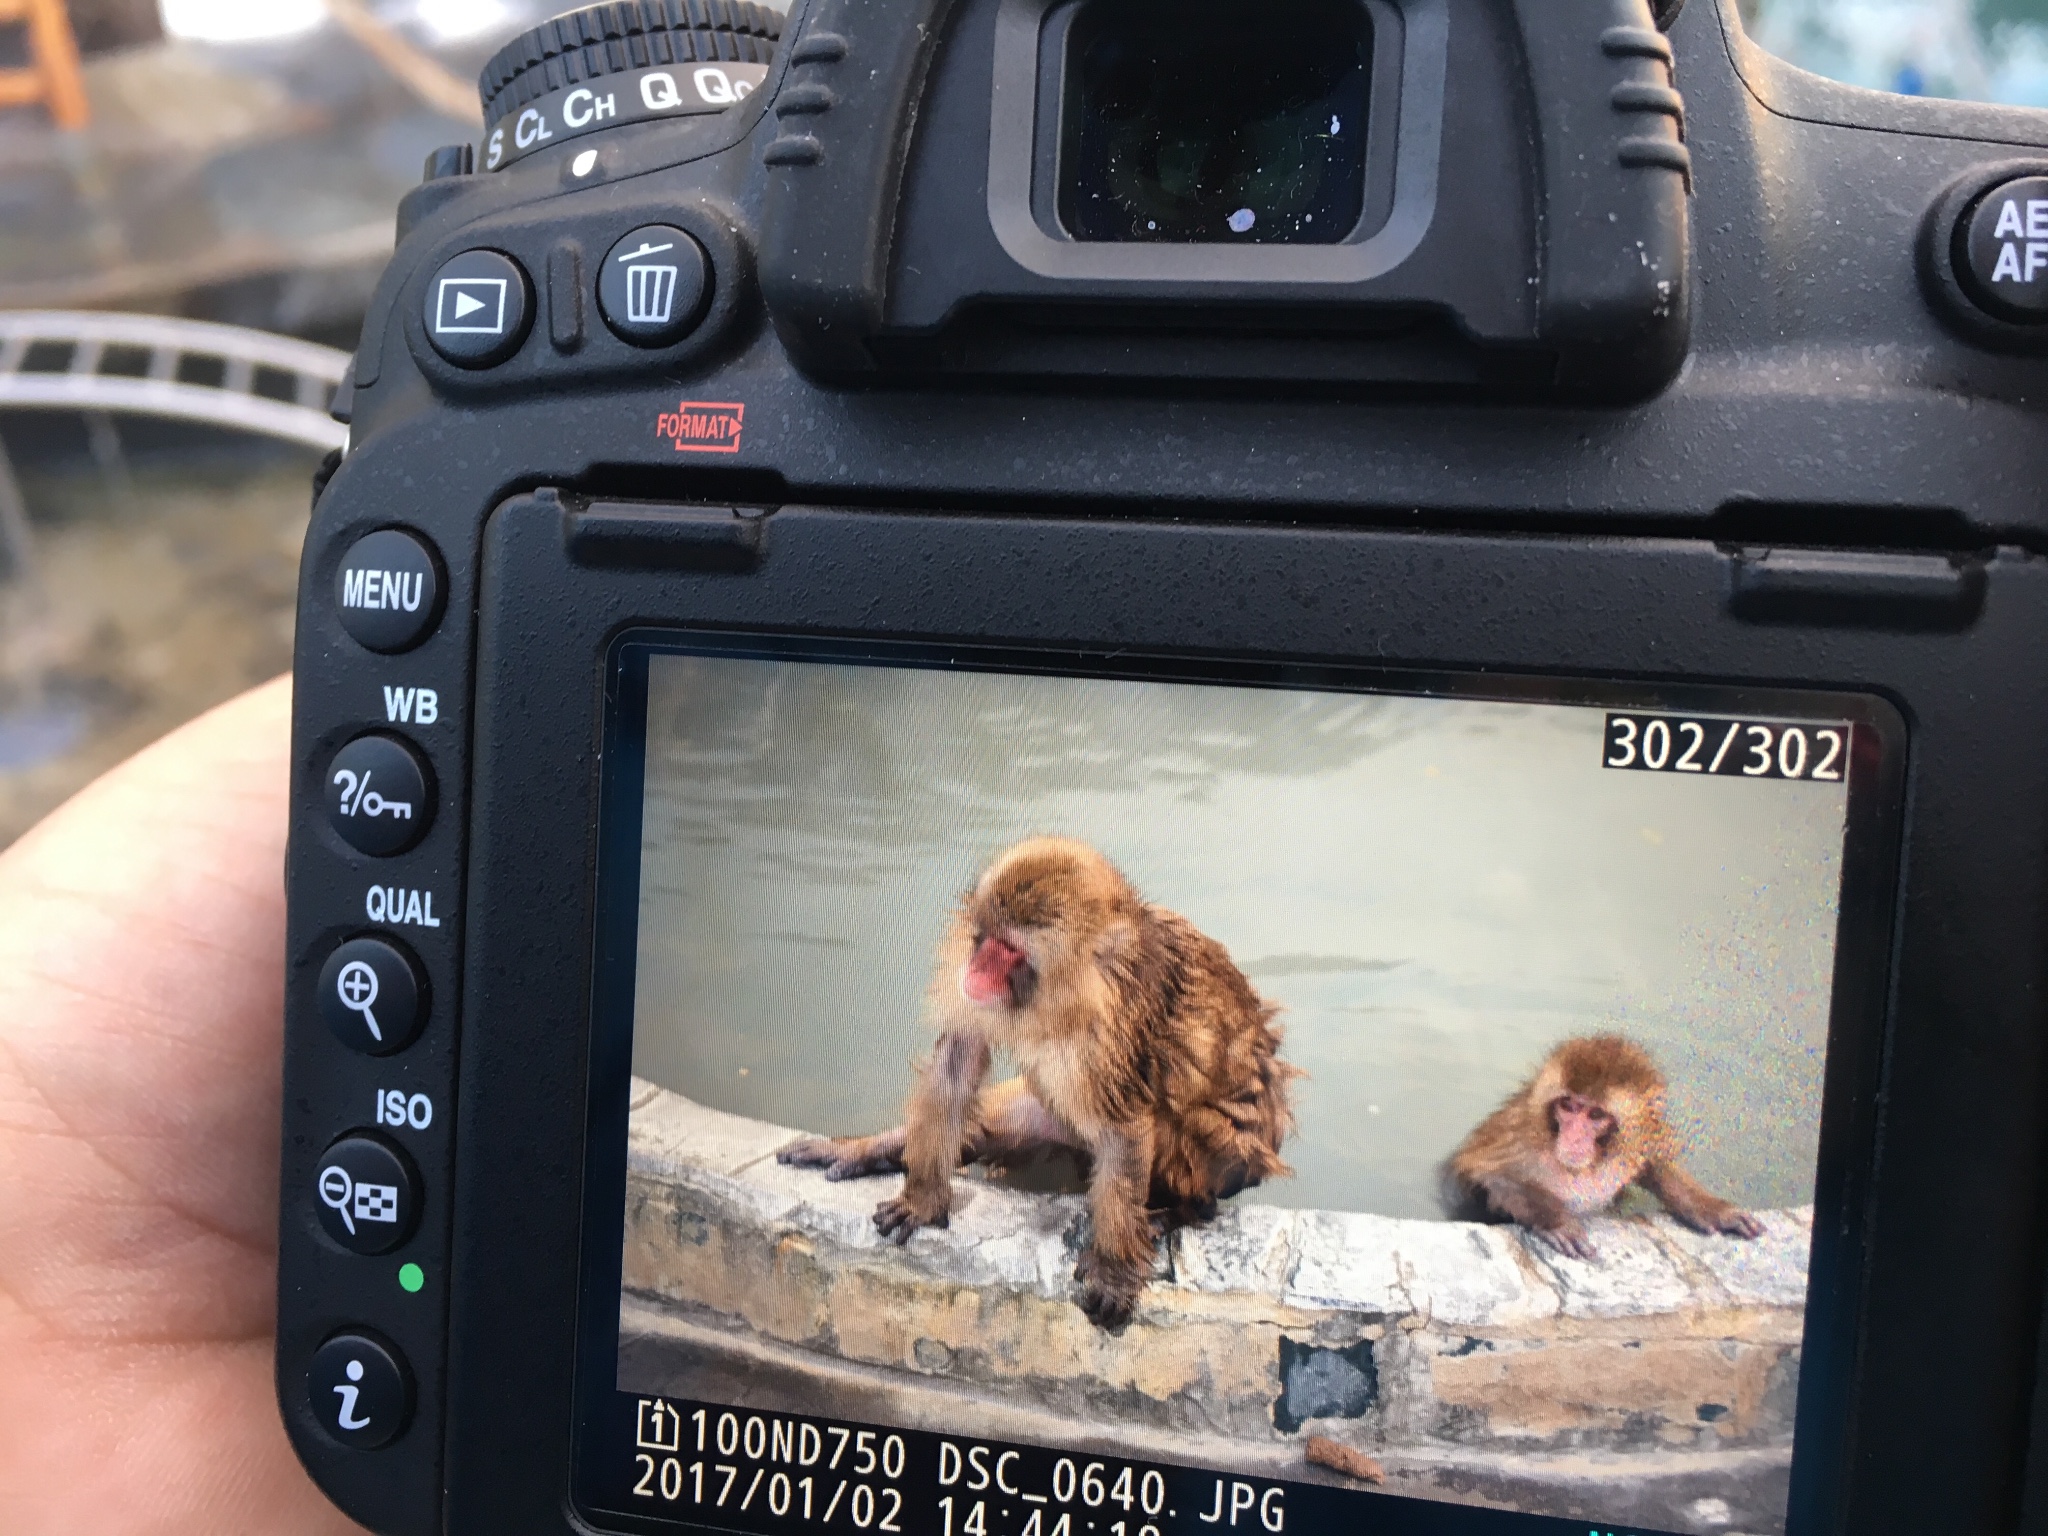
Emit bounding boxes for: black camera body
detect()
[283,1,2048,1533]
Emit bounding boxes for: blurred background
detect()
[0,0,2039,849]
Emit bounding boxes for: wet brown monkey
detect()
[779,837,1300,1327]
[1444,1034,1765,1259]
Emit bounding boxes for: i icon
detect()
[309,1333,411,1448]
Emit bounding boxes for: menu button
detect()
[335,529,442,653]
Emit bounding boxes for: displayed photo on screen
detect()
[575,640,1891,1536]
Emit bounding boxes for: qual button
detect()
[598,224,710,347]
[335,527,442,653]
[319,936,426,1055]
[1960,175,2048,321]
[325,733,434,857]
[425,247,532,366]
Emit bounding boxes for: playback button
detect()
[325,733,433,856]
[315,1134,421,1255]
[424,248,532,367]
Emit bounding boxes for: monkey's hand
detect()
[778,1132,906,1181]
[1073,1248,1145,1331]
[873,1189,950,1245]
[1708,1206,1766,1239]
[1532,1220,1599,1261]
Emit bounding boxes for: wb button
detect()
[424,248,531,366]
[309,1333,412,1449]
[599,224,710,347]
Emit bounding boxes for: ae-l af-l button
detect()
[1960,175,2048,321]
[325,734,433,856]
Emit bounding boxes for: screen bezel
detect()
[566,627,1906,1536]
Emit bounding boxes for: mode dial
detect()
[478,0,781,169]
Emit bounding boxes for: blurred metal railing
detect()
[0,310,350,452]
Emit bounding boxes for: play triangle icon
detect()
[453,291,487,319]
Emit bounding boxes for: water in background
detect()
[629,656,1849,1221]
[1749,0,2048,105]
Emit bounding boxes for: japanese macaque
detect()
[778,836,1300,1328]
[1444,1035,1764,1259]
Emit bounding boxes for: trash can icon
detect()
[625,258,679,325]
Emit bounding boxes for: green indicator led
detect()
[398,1262,425,1294]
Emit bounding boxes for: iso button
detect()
[326,734,433,856]
[1962,176,2048,320]
[320,936,425,1055]
[335,527,441,653]
[314,1134,420,1255]
[598,225,710,346]
[425,248,532,365]
[309,1333,412,1449]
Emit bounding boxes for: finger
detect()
[0,677,370,1533]
[0,675,292,1345]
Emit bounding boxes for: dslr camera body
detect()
[284,1,2048,1533]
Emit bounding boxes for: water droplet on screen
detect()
[1228,208,1256,233]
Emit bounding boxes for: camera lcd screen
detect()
[574,638,1895,1536]
[1057,0,1371,243]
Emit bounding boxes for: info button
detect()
[309,1332,412,1449]
[1961,175,2048,321]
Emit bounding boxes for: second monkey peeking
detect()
[778,836,1302,1328]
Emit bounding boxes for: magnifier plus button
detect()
[319,937,425,1055]
[314,1134,420,1255]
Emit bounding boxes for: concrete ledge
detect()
[622,1080,1808,1534]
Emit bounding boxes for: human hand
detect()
[0,676,369,1534]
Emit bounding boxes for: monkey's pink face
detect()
[961,932,1036,1009]
[1550,1093,1616,1171]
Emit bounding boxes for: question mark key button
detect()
[324,733,434,856]
[318,937,425,1055]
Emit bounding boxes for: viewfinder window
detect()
[1058,0,1372,244]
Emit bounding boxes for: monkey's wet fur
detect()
[779,836,1301,1329]
[1444,1034,1765,1260]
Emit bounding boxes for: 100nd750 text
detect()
[633,1407,907,1528]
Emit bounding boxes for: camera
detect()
[283,0,2048,1533]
